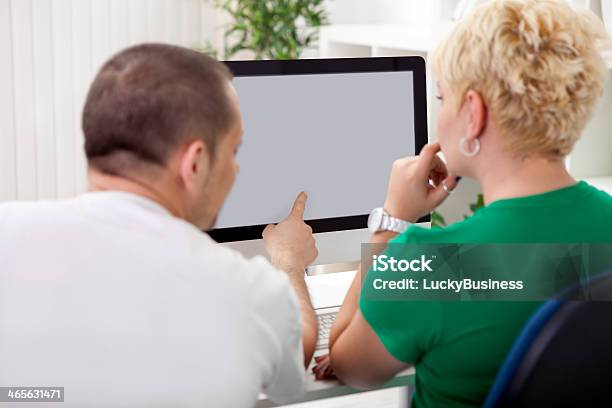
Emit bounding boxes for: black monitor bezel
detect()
[208,56,429,243]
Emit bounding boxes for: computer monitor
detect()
[209,57,428,243]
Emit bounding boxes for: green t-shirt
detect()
[359,181,612,408]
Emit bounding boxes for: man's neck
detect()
[88,170,185,219]
[478,156,576,205]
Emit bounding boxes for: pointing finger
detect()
[289,191,307,220]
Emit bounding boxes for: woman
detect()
[320,1,612,407]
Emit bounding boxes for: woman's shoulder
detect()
[585,182,612,207]
[393,182,612,245]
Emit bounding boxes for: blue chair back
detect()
[483,271,612,408]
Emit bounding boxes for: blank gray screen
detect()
[215,70,416,229]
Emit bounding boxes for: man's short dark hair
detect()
[83,43,234,175]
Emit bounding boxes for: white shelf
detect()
[319,24,434,57]
[583,176,612,194]
[319,24,611,65]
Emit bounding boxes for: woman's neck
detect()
[478,156,576,205]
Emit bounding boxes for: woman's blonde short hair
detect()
[430,0,611,158]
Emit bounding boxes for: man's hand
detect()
[263,192,319,367]
[263,192,318,272]
[383,143,459,222]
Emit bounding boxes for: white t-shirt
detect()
[0,192,304,407]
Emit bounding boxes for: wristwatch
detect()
[367,207,411,234]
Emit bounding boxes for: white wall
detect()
[0,0,16,202]
[569,77,612,178]
[0,0,218,202]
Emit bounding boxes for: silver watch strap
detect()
[383,213,410,233]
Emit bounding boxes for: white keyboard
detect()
[316,309,338,350]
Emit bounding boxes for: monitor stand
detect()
[220,228,370,272]
[220,223,430,275]
[306,261,359,276]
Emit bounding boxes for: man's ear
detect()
[465,90,487,141]
[178,139,210,192]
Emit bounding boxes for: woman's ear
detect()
[178,139,210,193]
[465,90,487,140]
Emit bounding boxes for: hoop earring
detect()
[459,137,480,157]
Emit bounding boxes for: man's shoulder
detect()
[0,199,48,213]
[0,199,69,227]
[197,241,301,353]
[191,236,293,297]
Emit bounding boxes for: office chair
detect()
[483,271,612,408]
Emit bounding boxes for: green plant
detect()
[466,193,485,219]
[430,210,447,228]
[216,0,328,60]
[431,193,485,228]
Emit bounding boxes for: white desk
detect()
[256,270,416,407]
[256,363,415,408]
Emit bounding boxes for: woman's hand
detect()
[383,143,459,222]
[312,354,337,381]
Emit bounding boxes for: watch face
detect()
[368,208,384,232]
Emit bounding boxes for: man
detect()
[0,44,317,406]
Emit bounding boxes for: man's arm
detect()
[270,257,317,367]
[263,192,318,367]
